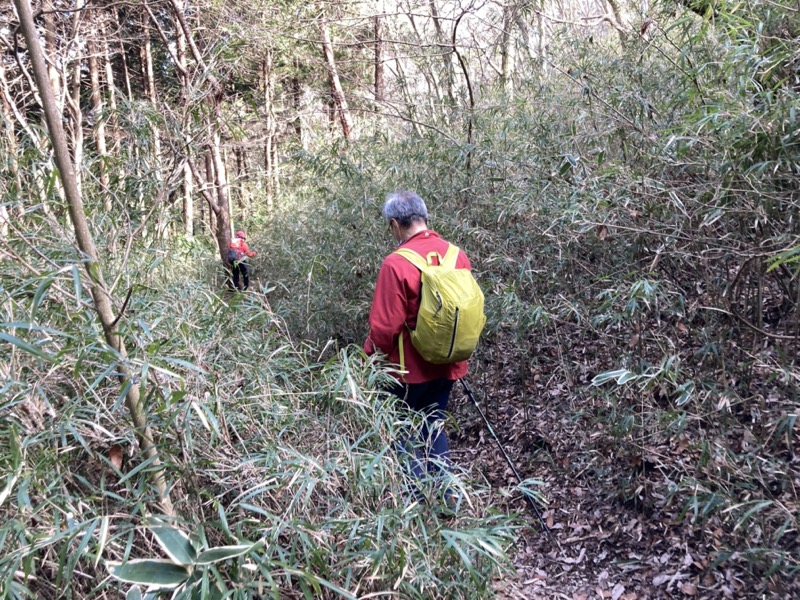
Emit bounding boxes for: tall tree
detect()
[168,0,233,260]
[374,13,384,102]
[428,0,455,104]
[262,49,278,209]
[174,2,194,236]
[0,59,15,238]
[319,2,354,142]
[14,0,174,515]
[66,8,84,197]
[500,3,516,97]
[88,27,110,206]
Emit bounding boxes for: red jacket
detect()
[230,238,255,260]
[364,229,470,384]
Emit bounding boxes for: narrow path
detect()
[448,372,797,599]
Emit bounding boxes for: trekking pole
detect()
[460,378,551,536]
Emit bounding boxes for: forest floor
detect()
[447,351,799,600]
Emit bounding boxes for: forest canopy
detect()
[1,0,798,598]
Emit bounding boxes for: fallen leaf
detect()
[653,573,671,586]
[109,444,123,470]
[563,547,587,565]
[680,582,697,596]
[597,225,608,240]
[611,583,625,600]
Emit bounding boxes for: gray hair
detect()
[382,190,428,227]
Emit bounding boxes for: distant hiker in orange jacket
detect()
[228,230,256,291]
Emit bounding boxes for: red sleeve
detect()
[239,241,256,257]
[365,257,408,356]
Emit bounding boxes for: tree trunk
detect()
[102,28,119,155]
[290,65,303,142]
[141,11,161,173]
[374,14,384,102]
[0,60,15,238]
[428,0,455,104]
[114,9,133,99]
[67,9,83,198]
[537,2,547,76]
[403,6,444,108]
[318,5,354,142]
[88,32,110,206]
[14,0,174,516]
[500,4,515,97]
[43,0,63,113]
[176,10,193,237]
[262,53,277,210]
[169,0,232,260]
[605,0,628,43]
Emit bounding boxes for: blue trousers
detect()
[385,379,454,481]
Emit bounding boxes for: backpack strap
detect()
[394,243,459,270]
[441,244,459,269]
[394,248,428,271]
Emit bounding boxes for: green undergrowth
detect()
[0,252,523,599]
[250,6,800,585]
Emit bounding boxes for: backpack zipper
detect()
[447,308,459,359]
[433,290,443,317]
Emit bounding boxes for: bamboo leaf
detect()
[0,332,52,362]
[148,518,197,566]
[125,585,143,600]
[195,543,259,566]
[106,559,190,588]
[592,369,632,386]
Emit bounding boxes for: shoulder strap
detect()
[394,248,428,271]
[395,244,459,270]
[441,243,459,269]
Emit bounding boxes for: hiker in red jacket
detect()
[364,190,473,506]
[228,230,256,291]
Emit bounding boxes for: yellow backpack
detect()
[394,243,486,365]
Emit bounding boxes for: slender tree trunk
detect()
[290,65,303,142]
[0,61,15,238]
[14,0,174,516]
[67,10,83,198]
[537,2,547,76]
[428,0,455,104]
[373,14,384,102]
[318,5,354,142]
[182,161,194,237]
[141,12,161,173]
[605,0,628,43]
[169,0,232,260]
[403,4,444,107]
[88,32,110,206]
[202,151,214,233]
[43,0,63,113]
[392,57,423,136]
[175,10,193,236]
[102,28,119,154]
[500,4,515,97]
[114,10,133,99]
[262,53,276,210]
